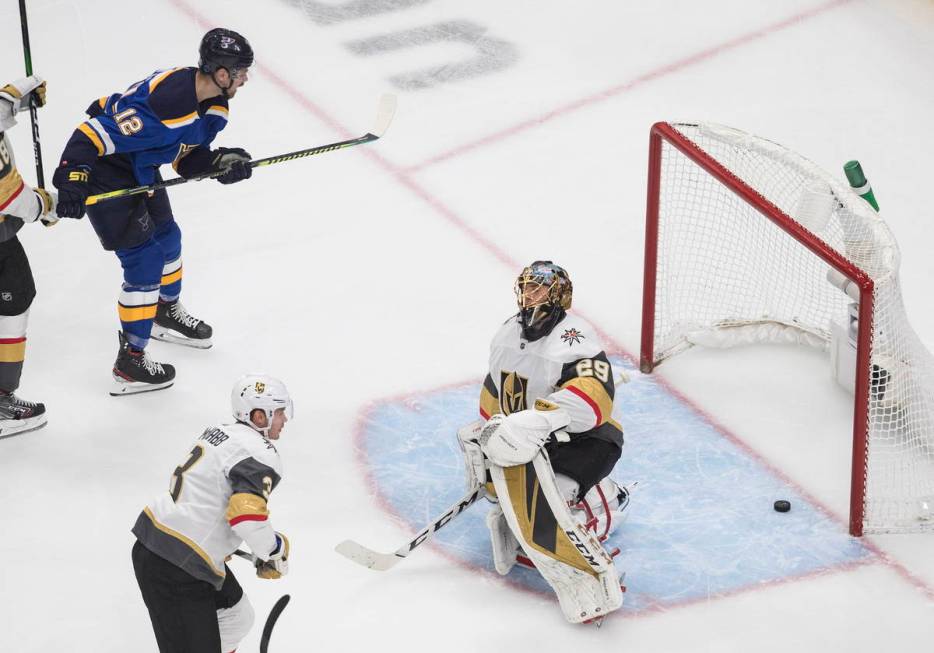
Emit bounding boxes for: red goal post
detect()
[640,122,934,536]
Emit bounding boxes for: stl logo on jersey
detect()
[561,328,585,346]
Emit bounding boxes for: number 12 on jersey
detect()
[169,444,205,502]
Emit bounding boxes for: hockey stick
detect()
[260,594,290,653]
[229,551,290,652]
[335,485,484,571]
[19,0,45,187]
[232,548,257,563]
[84,93,397,206]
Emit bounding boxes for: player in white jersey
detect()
[0,75,60,439]
[131,375,293,652]
[459,261,630,623]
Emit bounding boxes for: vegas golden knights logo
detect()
[255,381,266,393]
[499,371,529,415]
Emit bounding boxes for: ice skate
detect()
[112,332,175,396]
[151,300,213,349]
[0,391,47,439]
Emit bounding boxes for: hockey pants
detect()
[0,236,35,391]
[132,540,253,653]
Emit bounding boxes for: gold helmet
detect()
[514,261,572,340]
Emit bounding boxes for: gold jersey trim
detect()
[560,376,613,425]
[0,166,24,208]
[226,492,269,524]
[142,507,224,578]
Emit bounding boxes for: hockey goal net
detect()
[640,122,934,535]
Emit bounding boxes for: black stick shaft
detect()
[19,0,45,187]
[260,595,290,653]
[84,131,380,206]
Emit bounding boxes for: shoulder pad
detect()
[490,315,521,349]
[543,314,605,361]
[146,68,199,124]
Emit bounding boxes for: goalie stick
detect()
[84,93,397,206]
[335,485,484,571]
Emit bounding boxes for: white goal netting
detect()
[646,122,934,534]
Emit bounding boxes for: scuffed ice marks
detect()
[285,0,432,25]
[279,0,519,90]
[357,358,874,612]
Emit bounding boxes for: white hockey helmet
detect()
[231,374,293,435]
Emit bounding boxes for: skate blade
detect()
[150,327,213,350]
[0,416,48,440]
[110,378,174,396]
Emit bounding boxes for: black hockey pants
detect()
[132,539,243,653]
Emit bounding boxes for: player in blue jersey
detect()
[52,29,254,395]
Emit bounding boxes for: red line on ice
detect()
[403,0,855,174]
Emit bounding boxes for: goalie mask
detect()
[231,374,293,436]
[514,260,572,341]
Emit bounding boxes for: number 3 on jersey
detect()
[169,444,205,502]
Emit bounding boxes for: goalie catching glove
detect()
[255,532,289,579]
[480,400,571,467]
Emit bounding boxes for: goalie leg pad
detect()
[490,452,624,623]
[486,503,520,575]
[458,420,488,491]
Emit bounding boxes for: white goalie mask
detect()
[231,374,294,436]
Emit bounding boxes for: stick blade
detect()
[259,594,290,653]
[335,539,401,571]
[369,93,397,138]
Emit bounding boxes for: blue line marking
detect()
[359,356,874,613]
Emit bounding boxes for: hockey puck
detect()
[774,500,791,513]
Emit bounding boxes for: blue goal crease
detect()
[357,356,874,613]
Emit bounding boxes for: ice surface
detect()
[1,0,933,651]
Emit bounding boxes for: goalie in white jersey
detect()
[131,374,293,653]
[459,261,630,623]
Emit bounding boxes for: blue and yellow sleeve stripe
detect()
[205,105,228,120]
[77,118,116,156]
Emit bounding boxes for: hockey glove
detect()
[0,75,47,114]
[34,188,59,226]
[255,532,289,579]
[52,164,91,219]
[480,401,571,467]
[212,147,252,185]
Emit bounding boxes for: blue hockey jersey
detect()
[60,67,229,185]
